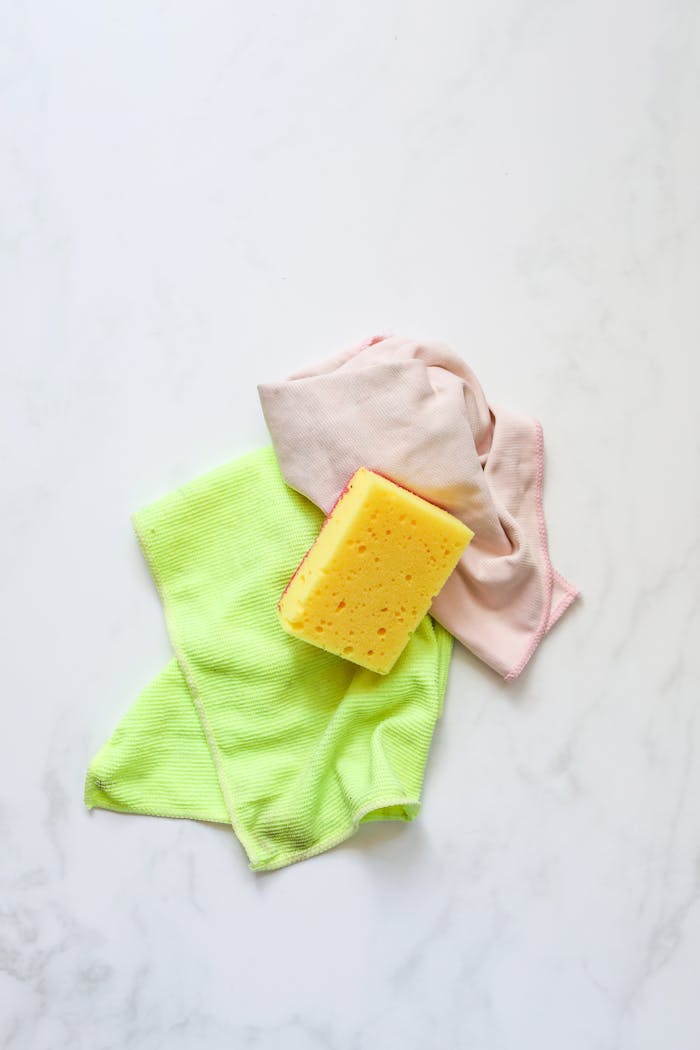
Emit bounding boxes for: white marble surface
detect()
[2,1,699,1047]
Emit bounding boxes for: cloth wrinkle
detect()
[86,447,452,870]
[259,334,578,679]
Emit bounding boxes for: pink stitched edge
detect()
[358,332,392,351]
[281,415,574,680]
[503,421,579,682]
[549,570,579,629]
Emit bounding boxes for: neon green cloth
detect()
[86,447,453,870]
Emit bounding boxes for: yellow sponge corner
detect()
[278,469,473,674]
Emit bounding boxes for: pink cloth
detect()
[258,335,578,679]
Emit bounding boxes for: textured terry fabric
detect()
[258,335,579,680]
[85,447,453,871]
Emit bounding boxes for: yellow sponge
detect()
[278,469,474,674]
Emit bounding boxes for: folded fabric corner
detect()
[87,447,453,870]
[259,335,579,679]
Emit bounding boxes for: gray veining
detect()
[1,1,699,1048]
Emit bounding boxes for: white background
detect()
[2,2,699,1048]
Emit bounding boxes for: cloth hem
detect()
[131,511,263,868]
[250,794,421,872]
[504,421,579,682]
[84,788,230,827]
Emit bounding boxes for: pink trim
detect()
[358,332,392,351]
[503,421,579,682]
[548,569,579,630]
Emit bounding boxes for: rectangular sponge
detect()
[278,469,474,674]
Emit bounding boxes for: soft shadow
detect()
[333,818,411,857]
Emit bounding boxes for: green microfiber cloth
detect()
[86,447,453,871]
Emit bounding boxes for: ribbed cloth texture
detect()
[86,447,453,870]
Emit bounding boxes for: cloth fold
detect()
[86,446,452,870]
[259,335,578,679]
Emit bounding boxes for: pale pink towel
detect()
[258,335,578,680]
